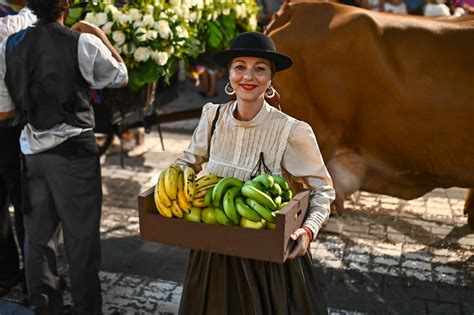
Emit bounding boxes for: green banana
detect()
[273,195,282,207]
[273,175,290,191]
[244,180,266,192]
[235,196,262,222]
[240,217,266,230]
[252,173,274,190]
[212,177,244,207]
[270,183,282,197]
[241,185,277,211]
[282,190,293,201]
[278,201,289,210]
[222,186,241,224]
[214,207,231,226]
[204,188,214,206]
[201,207,218,224]
[246,198,276,223]
[266,222,277,230]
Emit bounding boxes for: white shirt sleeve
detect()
[77,33,128,89]
[282,121,336,239]
[0,8,37,113]
[0,8,37,42]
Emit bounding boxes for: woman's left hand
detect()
[287,228,310,259]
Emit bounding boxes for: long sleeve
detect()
[281,121,335,239]
[0,8,36,114]
[175,102,218,174]
[77,33,128,89]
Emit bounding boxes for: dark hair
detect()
[27,0,68,23]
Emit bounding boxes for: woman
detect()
[176,32,335,314]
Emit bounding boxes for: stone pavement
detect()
[1,123,473,314]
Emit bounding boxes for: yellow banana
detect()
[155,195,172,218]
[157,170,171,207]
[164,164,180,200]
[171,200,184,219]
[177,174,191,214]
[183,166,196,202]
[192,197,207,208]
[195,174,220,191]
[194,186,214,199]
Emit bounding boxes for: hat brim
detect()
[212,49,293,72]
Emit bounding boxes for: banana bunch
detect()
[154,164,196,219]
[237,173,293,230]
[154,170,294,231]
[201,173,293,230]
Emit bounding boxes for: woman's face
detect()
[229,56,272,104]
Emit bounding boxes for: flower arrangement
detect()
[69,0,259,91]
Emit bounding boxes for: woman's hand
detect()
[287,228,310,259]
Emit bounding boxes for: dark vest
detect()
[4,22,93,130]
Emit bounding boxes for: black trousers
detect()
[0,126,24,285]
[24,152,102,315]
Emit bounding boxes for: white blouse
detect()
[177,101,335,239]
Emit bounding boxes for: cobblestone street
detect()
[2,124,473,314]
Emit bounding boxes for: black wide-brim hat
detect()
[212,32,293,72]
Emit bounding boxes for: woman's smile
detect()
[240,84,258,91]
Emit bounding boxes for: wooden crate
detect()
[137,187,309,263]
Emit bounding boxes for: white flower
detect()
[142,14,155,27]
[147,30,158,40]
[212,11,218,20]
[166,46,175,55]
[223,8,230,15]
[114,12,129,24]
[146,4,154,13]
[95,12,108,26]
[128,8,142,22]
[249,16,257,30]
[155,20,171,39]
[84,12,97,25]
[175,26,189,39]
[151,51,169,66]
[135,27,148,42]
[170,0,181,6]
[101,21,113,35]
[113,43,122,54]
[173,6,183,16]
[105,4,118,15]
[181,6,190,19]
[112,30,126,45]
[182,0,191,6]
[122,43,136,55]
[189,12,197,22]
[133,20,144,28]
[134,47,151,62]
[235,4,247,19]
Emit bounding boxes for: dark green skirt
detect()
[178,250,327,315]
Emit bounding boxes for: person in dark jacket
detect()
[1,0,128,313]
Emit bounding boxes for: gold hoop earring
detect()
[265,86,276,98]
[225,82,235,96]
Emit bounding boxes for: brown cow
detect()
[265,2,474,227]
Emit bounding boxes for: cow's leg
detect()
[464,189,474,229]
[327,152,368,214]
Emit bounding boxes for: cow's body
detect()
[266,2,474,226]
